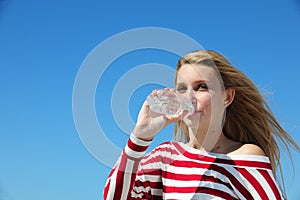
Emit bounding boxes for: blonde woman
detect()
[104,50,299,199]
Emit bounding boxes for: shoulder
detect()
[142,141,179,160]
[140,141,180,168]
[230,143,266,156]
[151,141,177,153]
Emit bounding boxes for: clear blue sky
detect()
[0,0,300,199]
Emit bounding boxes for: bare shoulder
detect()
[230,143,266,156]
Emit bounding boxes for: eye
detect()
[195,83,208,91]
[176,85,187,93]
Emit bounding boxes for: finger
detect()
[164,110,184,124]
[181,110,189,119]
[168,88,176,92]
[140,100,149,110]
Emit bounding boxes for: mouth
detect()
[186,109,201,118]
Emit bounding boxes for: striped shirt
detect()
[104,134,284,200]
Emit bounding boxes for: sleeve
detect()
[232,167,285,200]
[103,133,152,200]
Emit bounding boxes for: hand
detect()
[132,89,184,140]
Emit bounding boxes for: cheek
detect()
[211,93,226,111]
[196,93,211,110]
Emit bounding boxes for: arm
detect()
[104,92,182,199]
[103,134,152,200]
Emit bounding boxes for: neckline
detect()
[172,141,272,169]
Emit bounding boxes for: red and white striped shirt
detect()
[104,134,284,200]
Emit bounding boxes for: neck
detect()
[188,126,224,152]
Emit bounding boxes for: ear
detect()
[224,88,235,107]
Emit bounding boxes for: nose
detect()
[186,88,197,105]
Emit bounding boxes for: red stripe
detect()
[155,144,180,155]
[134,179,150,188]
[230,159,271,169]
[140,168,161,176]
[141,155,173,166]
[136,169,163,188]
[137,168,163,189]
[106,164,117,179]
[215,166,254,200]
[127,138,148,152]
[127,161,140,198]
[258,169,282,199]
[162,170,233,189]
[163,170,203,181]
[197,187,238,200]
[135,179,163,189]
[152,195,163,200]
[143,146,179,160]
[237,168,269,199]
[104,164,117,199]
[114,150,128,199]
[173,142,272,169]
[170,159,211,168]
[103,179,110,199]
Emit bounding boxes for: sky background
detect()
[1,0,300,200]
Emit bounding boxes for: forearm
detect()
[103,134,152,200]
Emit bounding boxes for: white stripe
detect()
[247,168,277,199]
[164,192,223,200]
[140,160,164,171]
[140,147,188,167]
[130,133,152,146]
[140,149,165,161]
[163,178,203,187]
[106,164,118,200]
[174,152,267,169]
[131,191,144,198]
[267,170,283,198]
[214,165,246,200]
[207,181,237,198]
[133,185,151,193]
[125,145,145,158]
[164,192,194,199]
[164,164,207,175]
[161,179,237,198]
[151,188,163,196]
[121,159,134,200]
[239,168,262,200]
[210,152,270,163]
[142,174,162,182]
[226,166,261,200]
[191,193,225,200]
[142,149,241,169]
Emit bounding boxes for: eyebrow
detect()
[176,80,209,85]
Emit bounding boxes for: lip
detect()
[186,110,201,118]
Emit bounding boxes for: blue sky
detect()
[0,0,300,199]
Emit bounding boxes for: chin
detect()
[183,115,202,129]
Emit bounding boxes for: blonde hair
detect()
[174,49,300,188]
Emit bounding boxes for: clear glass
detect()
[147,89,194,116]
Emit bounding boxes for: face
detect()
[175,64,226,131]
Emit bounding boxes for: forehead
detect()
[176,64,218,83]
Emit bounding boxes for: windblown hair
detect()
[174,49,300,191]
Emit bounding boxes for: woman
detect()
[103,50,299,199]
